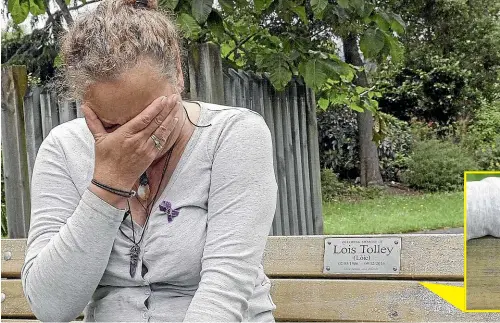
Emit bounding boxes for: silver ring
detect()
[150,134,163,151]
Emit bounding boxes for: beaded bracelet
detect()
[91,179,136,198]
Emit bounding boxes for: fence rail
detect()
[1,43,323,237]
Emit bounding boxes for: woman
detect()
[466,177,500,240]
[20,0,278,321]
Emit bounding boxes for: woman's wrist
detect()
[88,183,129,209]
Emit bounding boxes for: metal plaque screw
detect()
[394,240,399,245]
[1,293,5,303]
[325,266,330,271]
[327,241,331,245]
[3,252,12,261]
[393,267,398,272]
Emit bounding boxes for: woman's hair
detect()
[58,0,184,100]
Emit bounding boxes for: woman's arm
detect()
[466,177,500,240]
[21,129,127,322]
[183,111,278,322]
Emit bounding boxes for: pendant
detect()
[130,244,140,278]
[137,184,150,201]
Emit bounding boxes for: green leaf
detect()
[53,53,63,68]
[64,0,70,5]
[373,12,390,32]
[291,5,308,25]
[337,0,349,9]
[325,59,355,82]
[8,0,29,24]
[390,13,406,35]
[158,0,179,10]
[360,2,374,18]
[218,0,234,12]
[192,0,213,24]
[29,0,45,15]
[350,0,364,16]
[177,13,202,40]
[299,59,330,90]
[269,63,292,90]
[254,0,273,13]
[386,34,404,63]
[310,0,327,18]
[359,28,385,59]
[318,98,330,110]
[348,102,364,112]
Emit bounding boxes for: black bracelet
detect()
[91,179,136,198]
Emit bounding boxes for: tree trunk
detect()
[343,32,383,186]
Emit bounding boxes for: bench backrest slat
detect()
[3,234,463,280]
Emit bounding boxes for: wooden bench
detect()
[3,234,500,322]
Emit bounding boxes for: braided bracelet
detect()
[91,179,136,198]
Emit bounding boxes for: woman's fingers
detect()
[142,94,180,138]
[151,116,179,152]
[82,104,106,140]
[122,95,170,135]
[149,100,186,154]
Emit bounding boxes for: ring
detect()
[150,134,163,151]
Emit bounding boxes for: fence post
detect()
[188,43,225,105]
[1,66,31,238]
[305,87,324,235]
[24,86,43,183]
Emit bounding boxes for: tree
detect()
[5,0,407,186]
[377,0,500,124]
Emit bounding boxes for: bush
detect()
[460,100,500,170]
[321,168,383,202]
[378,114,413,182]
[318,107,413,182]
[401,139,478,192]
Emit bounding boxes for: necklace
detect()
[118,101,212,278]
[119,149,173,278]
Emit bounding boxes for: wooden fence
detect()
[1,43,323,238]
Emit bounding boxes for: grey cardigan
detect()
[466,177,500,240]
[21,101,278,322]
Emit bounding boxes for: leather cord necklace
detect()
[119,148,172,278]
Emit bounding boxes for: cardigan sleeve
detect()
[466,177,500,240]
[21,129,127,322]
[183,111,278,322]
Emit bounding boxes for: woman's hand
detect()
[82,94,182,206]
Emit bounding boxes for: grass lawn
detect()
[323,191,463,235]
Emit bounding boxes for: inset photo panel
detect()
[465,171,500,311]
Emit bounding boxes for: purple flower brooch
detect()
[159,200,180,223]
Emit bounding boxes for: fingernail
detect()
[161,96,168,104]
[174,117,179,124]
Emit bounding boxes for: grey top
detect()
[466,177,500,240]
[21,101,278,322]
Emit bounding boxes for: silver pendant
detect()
[130,244,140,278]
[137,184,150,201]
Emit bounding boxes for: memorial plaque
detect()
[323,237,402,274]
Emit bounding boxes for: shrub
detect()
[321,168,383,202]
[401,139,478,192]
[378,114,413,182]
[461,100,500,170]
